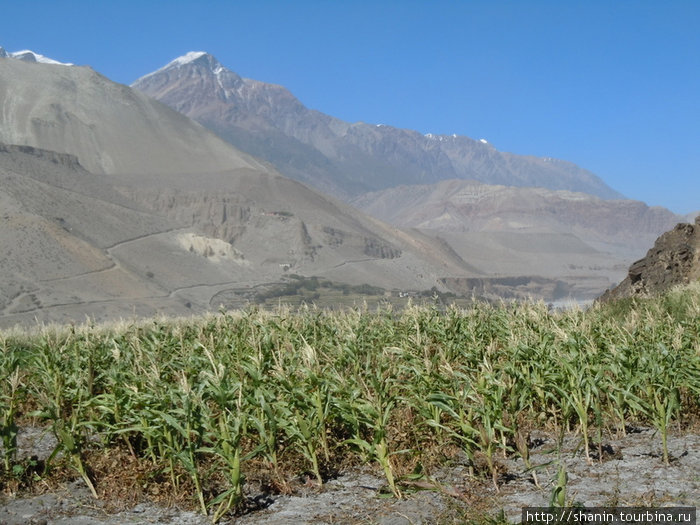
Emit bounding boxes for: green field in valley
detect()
[1,283,699,522]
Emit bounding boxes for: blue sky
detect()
[2,1,698,214]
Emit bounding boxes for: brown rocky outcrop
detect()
[598,215,700,301]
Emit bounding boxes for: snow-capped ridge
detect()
[169,51,209,67]
[1,48,73,65]
[134,51,222,84]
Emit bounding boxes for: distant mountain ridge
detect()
[133,52,624,200]
[350,179,681,253]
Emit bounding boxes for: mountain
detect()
[132,51,690,301]
[0,57,488,326]
[598,216,700,302]
[350,179,681,253]
[0,142,477,327]
[0,57,269,176]
[350,179,687,300]
[132,52,623,200]
[2,49,681,323]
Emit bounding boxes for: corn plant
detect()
[199,343,252,521]
[280,405,324,485]
[155,373,208,516]
[248,388,284,485]
[341,366,403,498]
[640,344,681,464]
[343,397,401,498]
[555,358,595,464]
[50,405,98,498]
[0,365,22,476]
[203,402,251,523]
[549,463,568,508]
[0,334,24,477]
[511,414,540,488]
[425,384,479,476]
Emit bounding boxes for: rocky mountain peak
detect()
[134,51,238,85]
[133,55,625,201]
[131,53,306,136]
[163,51,221,72]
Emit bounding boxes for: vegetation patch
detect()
[0,284,699,522]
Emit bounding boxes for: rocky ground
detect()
[599,216,700,302]
[1,425,697,524]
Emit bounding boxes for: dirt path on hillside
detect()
[0,227,223,321]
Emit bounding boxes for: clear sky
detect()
[2,1,698,214]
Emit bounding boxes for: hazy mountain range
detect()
[130,53,688,296]
[0,48,691,324]
[132,52,623,201]
[350,179,679,253]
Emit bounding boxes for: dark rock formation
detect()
[0,143,82,169]
[599,215,700,301]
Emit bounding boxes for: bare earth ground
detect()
[1,426,697,524]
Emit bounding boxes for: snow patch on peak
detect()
[133,51,220,84]
[8,49,73,65]
[169,51,208,67]
[479,138,488,144]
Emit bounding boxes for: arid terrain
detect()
[1,425,697,524]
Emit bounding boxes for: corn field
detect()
[1,284,699,521]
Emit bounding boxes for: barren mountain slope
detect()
[132,52,622,200]
[109,169,481,290]
[350,179,681,253]
[349,179,684,300]
[0,57,268,175]
[0,143,184,325]
[0,143,482,327]
[0,58,494,325]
